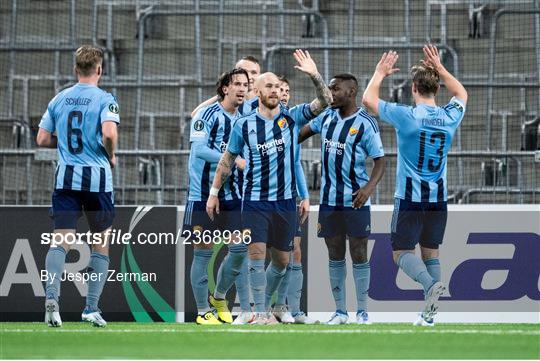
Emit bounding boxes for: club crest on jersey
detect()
[349,128,359,136]
[277,118,287,130]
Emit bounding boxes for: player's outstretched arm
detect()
[362,51,400,116]
[190,95,219,118]
[206,150,237,220]
[422,44,468,104]
[293,49,332,116]
[102,121,118,169]
[36,129,58,148]
[352,156,386,209]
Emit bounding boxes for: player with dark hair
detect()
[191,56,261,118]
[37,45,119,327]
[362,45,467,326]
[299,73,386,325]
[184,68,249,324]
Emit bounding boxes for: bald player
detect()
[207,50,332,324]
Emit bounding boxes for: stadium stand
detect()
[0,0,538,205]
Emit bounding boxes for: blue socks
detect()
[214,245,247,299]
[352,262,370,313]
[249,259,266,312]
[190,249,213,313]
[276,254,293,305]
[265,263,287,309]
[424,258,441,282]
[235,257,251,311]
[329,259,347,313]
[287,262,303,314]
[397,252,435,293]
[44,246,67,301]
[85,252,110,311]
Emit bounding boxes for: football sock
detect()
[44,246,67,301]
[249,259,266,313]
[424,258,441,282]
[214,244,247,299]
[287,262,303,314]
[235,256,252,311]
[265,262,287,309]
[190,248,213,313]
[329,259,347,313]
[275,253,293,305]
[352,262,370,313]
[397,252,435,293]
[85,252,110,311]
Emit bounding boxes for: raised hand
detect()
[375,50,400,77]
[293,49,319,77]
[422,44,443,71]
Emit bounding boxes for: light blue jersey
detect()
[310,107,384,207]
[188,102,243,202]
[39,83,120,192]
[228,104,315,201]
[378,97,466,202]
[239,97,259,116]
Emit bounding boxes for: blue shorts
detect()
[50,189,115,232]
[317,204,371,238]
[183,199,242,233]
[390,198,448,251]
[242,199,297,252]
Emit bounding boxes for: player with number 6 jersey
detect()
[37,45,120,328]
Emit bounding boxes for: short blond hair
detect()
[75,45,103,77]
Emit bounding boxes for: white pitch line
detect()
[2,328,539,336]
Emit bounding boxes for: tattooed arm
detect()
[293,49,332,116]
[206,150,237,220]
[308,71,333,116]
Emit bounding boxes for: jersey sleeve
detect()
[190,111,223,163]
[295,148,309,199]
[226,119,245,156]
[362,119,385,159]
[100,93,120,124]
[377,100,410,129]
[39,103,55,133]
[189,107,213,143]
[308,111,325,134]
[289,103,316,127]
[443,96,466,125]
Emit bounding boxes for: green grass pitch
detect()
[1,322,539,359]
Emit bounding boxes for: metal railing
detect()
[486,8,540,150]
[1,149,537,205]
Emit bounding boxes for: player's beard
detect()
[260,94,279,110]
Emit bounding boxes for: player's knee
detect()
[420,244,439,260]
[194,243,213,250]
[272,253,289,269]
[325,237,346,261]
[248,244,266,260]
[392,250,404,264]
[349,237,368,263]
